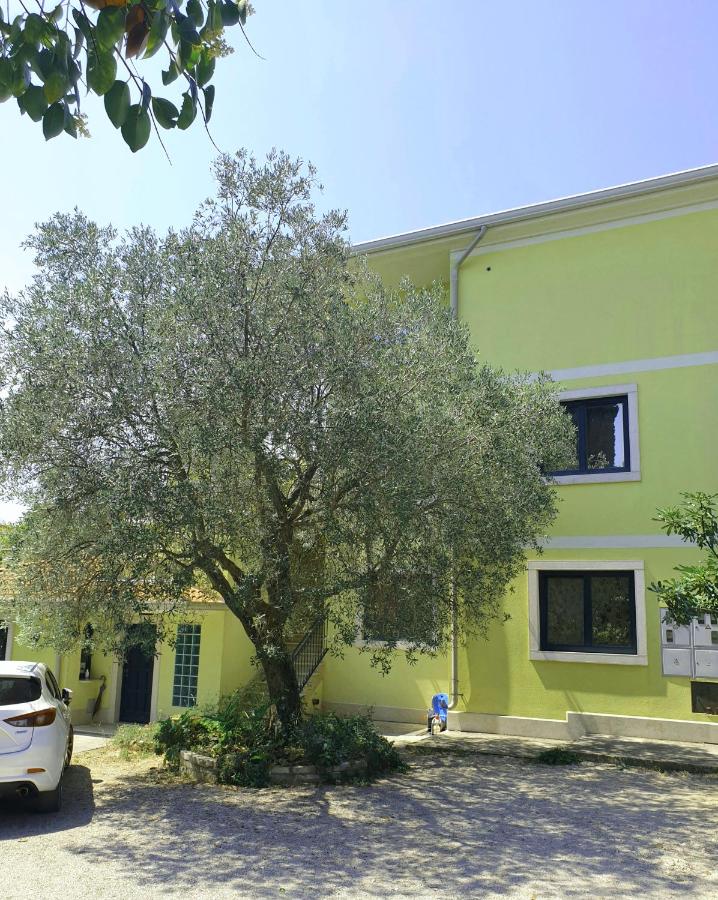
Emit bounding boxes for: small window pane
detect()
[586,400,626,470]
[545,577,585,646]
[591,575,632,647]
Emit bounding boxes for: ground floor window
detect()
[539,570,637,654]
[528,560,647,666]
[172,624,201,707]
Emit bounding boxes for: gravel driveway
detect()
[1,745,717,899]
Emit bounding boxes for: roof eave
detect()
[351,163,718,255]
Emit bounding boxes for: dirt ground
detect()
[1,744,717,899]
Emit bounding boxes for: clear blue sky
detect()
[2,0,718,296]
[1,0,717,521]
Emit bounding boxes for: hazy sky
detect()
[1,0,717,519]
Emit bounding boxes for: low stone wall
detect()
[179,750,367,786]
[180,750,219,784]
[269,759,366,786]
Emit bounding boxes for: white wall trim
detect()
[462,198,718,258]
[2,623,13,660]
[540,534,695,549]
[552,383,640,485]
[527,559,647,666]
[547,349,718,383]
[149,653,161,723]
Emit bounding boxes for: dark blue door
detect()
[119,627,156,724]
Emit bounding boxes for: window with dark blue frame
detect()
[539,571,637,654]
[550,394,630,475]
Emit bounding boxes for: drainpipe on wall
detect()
[448,226,488,712]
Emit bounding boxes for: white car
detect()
[0,661,73,812]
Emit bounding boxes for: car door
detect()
[45,668,70,757]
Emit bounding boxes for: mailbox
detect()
[660,610,718,680]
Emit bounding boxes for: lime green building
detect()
[2,165,717,742]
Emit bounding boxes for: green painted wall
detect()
[324,187,718,727]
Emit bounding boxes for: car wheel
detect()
[64,725,74,770]
[34,780,62,814]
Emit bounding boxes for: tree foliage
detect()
[0,0,252,151]
[650,492,718,623]
[0,149,573,728]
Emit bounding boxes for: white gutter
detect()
[352,162,718,254]
[448,227,488,712]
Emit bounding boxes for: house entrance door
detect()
[119,626,157,724]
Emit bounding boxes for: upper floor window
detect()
[548,384,640,485]
[554,394,629,475]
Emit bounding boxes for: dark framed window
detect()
[172,624,201,707]
[539,571,637,654]
[362,574,438,645]
[691,681,718,714]
[551,394,630,475]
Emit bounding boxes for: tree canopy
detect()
[0,149,573,727]
[651,492,718,622]
[0,0,253,151]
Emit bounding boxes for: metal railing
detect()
[291,615,327,693]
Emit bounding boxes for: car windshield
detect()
[0,676,42,706]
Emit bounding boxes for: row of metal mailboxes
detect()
[661,612,718,679]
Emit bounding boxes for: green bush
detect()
[154,691,405,787]
[154,709,224,768]
[297,712,404,777]
[111,723,159,758]
[535,746,582,766]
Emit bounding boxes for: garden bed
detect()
[179,750,368,786]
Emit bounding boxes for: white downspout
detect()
[448,226,488,711]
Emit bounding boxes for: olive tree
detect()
[0,149,572,728]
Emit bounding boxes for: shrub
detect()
[535,747,582,766]
[111,723,159,758]
[154,692,405,787]
[154,709,224,768]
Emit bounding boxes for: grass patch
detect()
[534,747,583,766]
[111,723,159,759]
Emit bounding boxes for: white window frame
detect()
[528,559,647,666]
[552,383,640,484]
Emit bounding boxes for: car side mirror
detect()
[61,688,73,706]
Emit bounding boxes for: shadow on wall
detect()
[40,756,717,896]
[0,765,95,837]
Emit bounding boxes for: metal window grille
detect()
[172,624,201,708]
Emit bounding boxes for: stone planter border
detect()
[179,750,367,786]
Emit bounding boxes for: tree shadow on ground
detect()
[58,751,718,897]
[0,764,95,837]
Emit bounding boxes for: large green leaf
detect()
[18,84,48,122]
[151,96,179,129]
[121,103,151,152]
[87,49,117,96]
[104,79,130,129]
[220,2,240,27]
[97,8,127,50]
[144,11,170,60]
[161,62,179,85]
[42,101,65,140]
[196,52,215,88]
[23,13,47,45]
[203,85,215,123]
[0,59,12,103]
[43,69,70,104]
[176,91,196,130]
[187,0,204,27]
